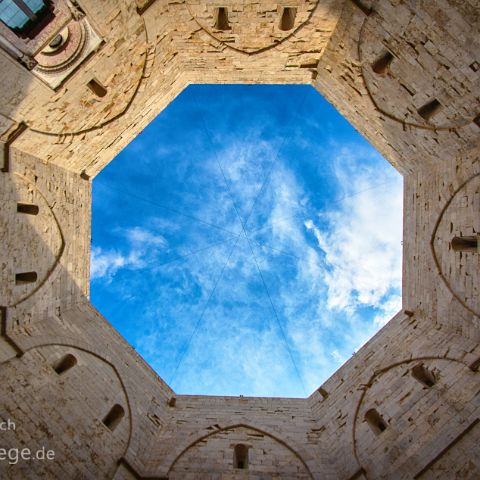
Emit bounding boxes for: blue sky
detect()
[91,85,403,397]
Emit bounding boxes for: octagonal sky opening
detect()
[90,84,403,398]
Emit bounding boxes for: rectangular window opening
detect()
[53,354,77,375]
[234,444,248,469]
[15,271,38,284]
[214,7,230,31]
[417,99,442,121]
[411,364,436,388]
[102,404,125,432]
[349,0,372,16]
[17,203,39,215]
[279,7,297,31]
[372,51,393,75]
[365,408,387,435]
[451,235,478,253]
[87,78,107,98]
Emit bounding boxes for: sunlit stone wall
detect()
[0,0,479,478]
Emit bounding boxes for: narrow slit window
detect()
[372,51,393,75]
[214,7,230,31]
[417,99,442,121]
[102,404,125,432]
[233,444,248,469]
[279,7,296,31]
[53,354,77,375]
[411,364,436,387]
[318,387,329,399]
[451,235,478,253]
[364,408,387,435]
[80,170,90,181]
[17,203,39,215]
[87,78,107,98]
[469,357,480,372]
[15,271,37,284]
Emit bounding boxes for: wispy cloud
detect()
[91,85,403,397]
[90,227,168,281]
[90,247,130,280]
[305,146,403,313]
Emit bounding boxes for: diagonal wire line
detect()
[197,89,311,233]
[246,177,398,236]
[252,241,302,262]
[152,236,241,272]
[197,94,310,395]
[245,236,307,395]
[106,184,240,237]
[241,96,310,232]
[218,168,308,395]
[169,235,242,386]
[170,88,310,390]
[222,182,307,395]
[92,236,240,338]
[239,205,307,395]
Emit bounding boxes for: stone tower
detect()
[0,0,479,478]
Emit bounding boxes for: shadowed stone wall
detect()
[0,0,478,478]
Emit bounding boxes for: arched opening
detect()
[214,7,230,31]
[17,202,39,215]
[15,271,37,284]
[102,404,125,432]
[411,364,436,388]
[87,78,107,98]
[233,443,248,469]
[451,235,478,253]
[53,354,77,375]
[364,408,387,435]
[372,51,393,75]
[279,7,296,31]
[417,99,442,121]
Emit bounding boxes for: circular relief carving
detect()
[432,174,480,317]
[35,22,87,73]
[26,16,147,135]
[360,1,480,129]
[186,0,319,54]
[354,358,480,479]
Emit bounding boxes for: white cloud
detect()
[170,142,402,395]
[90,247,129,280]
[373,293,402,328]
[90,227,168,281]
[304,147,403,314]
[94,134,404,396]
[125,226,168,248]
[331,349,345,364]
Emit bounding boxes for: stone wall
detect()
[0,0,478,479]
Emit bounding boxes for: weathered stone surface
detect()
[0,0,479,478]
